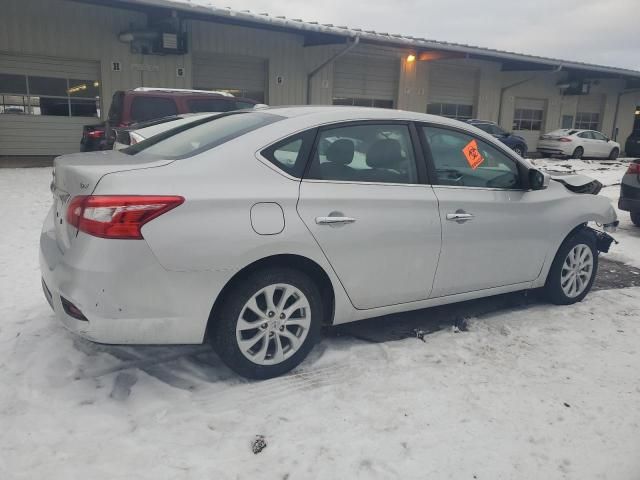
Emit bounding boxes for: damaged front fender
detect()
[551,174,603,195]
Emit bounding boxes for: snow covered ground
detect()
[1,161,639,479]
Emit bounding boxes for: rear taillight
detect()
[627,162,640,174]
[67,195,184,239]
[86,129,104,139]
[558,137,572,142]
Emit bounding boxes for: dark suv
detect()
[619,159,640,227]
[81,88,259,151]
[467,119,529,157]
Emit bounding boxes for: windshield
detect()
[123,112,283,159]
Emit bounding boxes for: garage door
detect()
[0,53,100,157]
[427,63,478,120]
[576,94,604,130]
[193,53,267,103]
[512,98,547,151]
[332,54,399,108]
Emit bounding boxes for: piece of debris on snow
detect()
[252,435,267,454]
[412,329,427,342]
[454,317,469,332]
[563,402,571,408]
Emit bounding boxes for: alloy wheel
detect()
[560,244,594,298]
[235,283,311,365]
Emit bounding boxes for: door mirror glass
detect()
[529,169,549,190]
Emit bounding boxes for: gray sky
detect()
[216,0,638,70]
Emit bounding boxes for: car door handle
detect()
[315,216,356,225]
[446,212,474,222]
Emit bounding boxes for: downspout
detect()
[306,35,360,105]
[611,88,640,141]
[497,64,563,127]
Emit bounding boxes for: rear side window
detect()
[306,124,418,184]
[108,91,124,124]
[123,112,282,159]
[187,98,233,113]
[130,97,178,122]
[261,130,316,178]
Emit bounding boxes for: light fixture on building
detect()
[406,54,416,63]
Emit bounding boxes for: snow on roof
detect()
[120,0,640,79]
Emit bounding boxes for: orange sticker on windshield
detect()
[462,139,484,170]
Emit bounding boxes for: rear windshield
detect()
[123,111,282,159]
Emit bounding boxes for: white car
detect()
[41,107,618,379]
[538,129,620,159]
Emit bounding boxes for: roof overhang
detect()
[80,0,640,80]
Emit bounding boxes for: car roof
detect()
[255,105,473,126]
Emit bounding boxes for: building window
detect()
[0,73,100,117]
[574,111,600,131]
[513,108,544,131]
[332,97,394,109]
[426,103,473,121]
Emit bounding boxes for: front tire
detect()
[544,229,598,305]
[209,268,323,379]
[631,211,640,227]
[608,147,619,160]
[571,146,584,159]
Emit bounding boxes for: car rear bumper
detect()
[537,143,573,156]
[39,208,215,344]
[619,197,640,212]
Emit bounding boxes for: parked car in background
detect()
[625,132,640,157]
[538,129,620,159]
[619,159,640,226]
[80,88,259,152]
[42,107,618,380]
[466,119,528,157]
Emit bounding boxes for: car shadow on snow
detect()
[73,258,640,393]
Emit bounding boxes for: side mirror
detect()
[529,169,550,190]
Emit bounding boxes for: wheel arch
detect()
[205,254,336,339]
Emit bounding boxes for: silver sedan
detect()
[40,107,618,379]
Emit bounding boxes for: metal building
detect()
[1,0,639,163]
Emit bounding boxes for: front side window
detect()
[422,126,521,189]
[124,112,282,159]
[513,108,544,131]
[591,131,607,141]
[131,97,178,122]
[578,131,594,139]
[427,103,473,121]
[306,123,418,184]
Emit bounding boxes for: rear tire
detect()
[513,145,525,157]
[571,147,584,160]
[544,229,598,305]
[631,211,640,227]
[608,147,619,160]
[209,267,323,379]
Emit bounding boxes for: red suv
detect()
[81,88,259,151]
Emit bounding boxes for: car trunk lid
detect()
[51,150,173,252]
